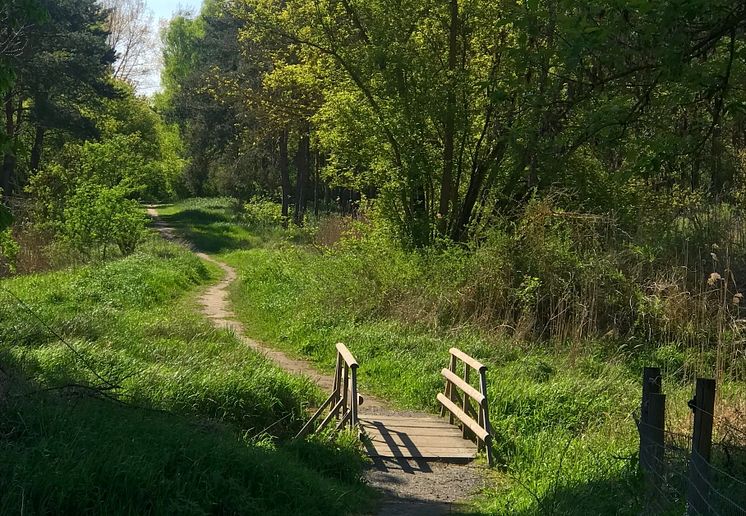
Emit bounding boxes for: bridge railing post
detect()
[295,342,361,439]
[350,364,358,428]
[478,367,493,466]
[438,348,494,466]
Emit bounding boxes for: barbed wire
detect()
[690,450,746,515]
[636,412,746,516]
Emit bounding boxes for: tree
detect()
[101,0,157,87]
[237,0,746,245]
[1,0,116,196]
[0,0,44,167]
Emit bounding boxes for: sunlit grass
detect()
[149,198,746,514]
[0,236,373,514]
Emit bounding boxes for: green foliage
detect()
[25,94,186,262]
[243,197,285,227]
[0,228,19,274]
[96,83,186,200]
[0,202,17,274]
[159,0,746,246]
[62,182,146,258]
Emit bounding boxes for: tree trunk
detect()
[30,126,45,172]
[279,128,290,224]
[314,151,320,217]
[293,128,310,226]
[453,140,507,241]
[437,0,458,235]
[2,94,16,197]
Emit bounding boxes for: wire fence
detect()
[636,372,746,515]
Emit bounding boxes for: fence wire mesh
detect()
[636,408,746,515]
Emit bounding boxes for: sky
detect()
[147,0,200,23]
[139,0,202,95]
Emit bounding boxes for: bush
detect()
[63,182,147,258]
[0,202,18,275]
[0,228,18,275]
[243,198,285,228]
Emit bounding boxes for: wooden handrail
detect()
[296,342,361,439]
[449,347,486,372]
[437,394,489,441]
[441,368,485,405]
[336,342,358,368]
[438,348,493,466]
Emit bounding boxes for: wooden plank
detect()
[360,417,450,428]
[366,446,476,455]
[360,415,448,424]
[365,441,475,453]
[336,342,358,368]
[366,443,475,452]
[364,444,476,459]
[449,347,486,372]
[441,368,485,405]
[363,426,463,437]
[369,435,476,449]
[437,393,489,442]
[362,429,466,441]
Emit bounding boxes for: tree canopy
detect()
[160,0,746,245]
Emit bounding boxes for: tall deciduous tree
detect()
[101,0,157,87]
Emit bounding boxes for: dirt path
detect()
[147,207,485,515]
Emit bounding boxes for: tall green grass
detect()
[157,198,746,514]
[223,246,648,513]
[0,236,372,514]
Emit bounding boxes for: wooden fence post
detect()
[687,378,716,516]
[639,367,664,475]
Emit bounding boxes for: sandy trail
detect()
[147,206,485,515]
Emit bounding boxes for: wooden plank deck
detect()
[360,414,477,460]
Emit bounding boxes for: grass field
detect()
[12,197,739,514]
[148,198,745,515]
[0,235,373,514]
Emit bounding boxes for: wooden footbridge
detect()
[297,343,493,465]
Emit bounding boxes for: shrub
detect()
[63,182,147,259]
[0,202,18,275]
[243,198,284,228]
[0,228,18,275]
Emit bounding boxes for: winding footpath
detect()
[147,207,485,515]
